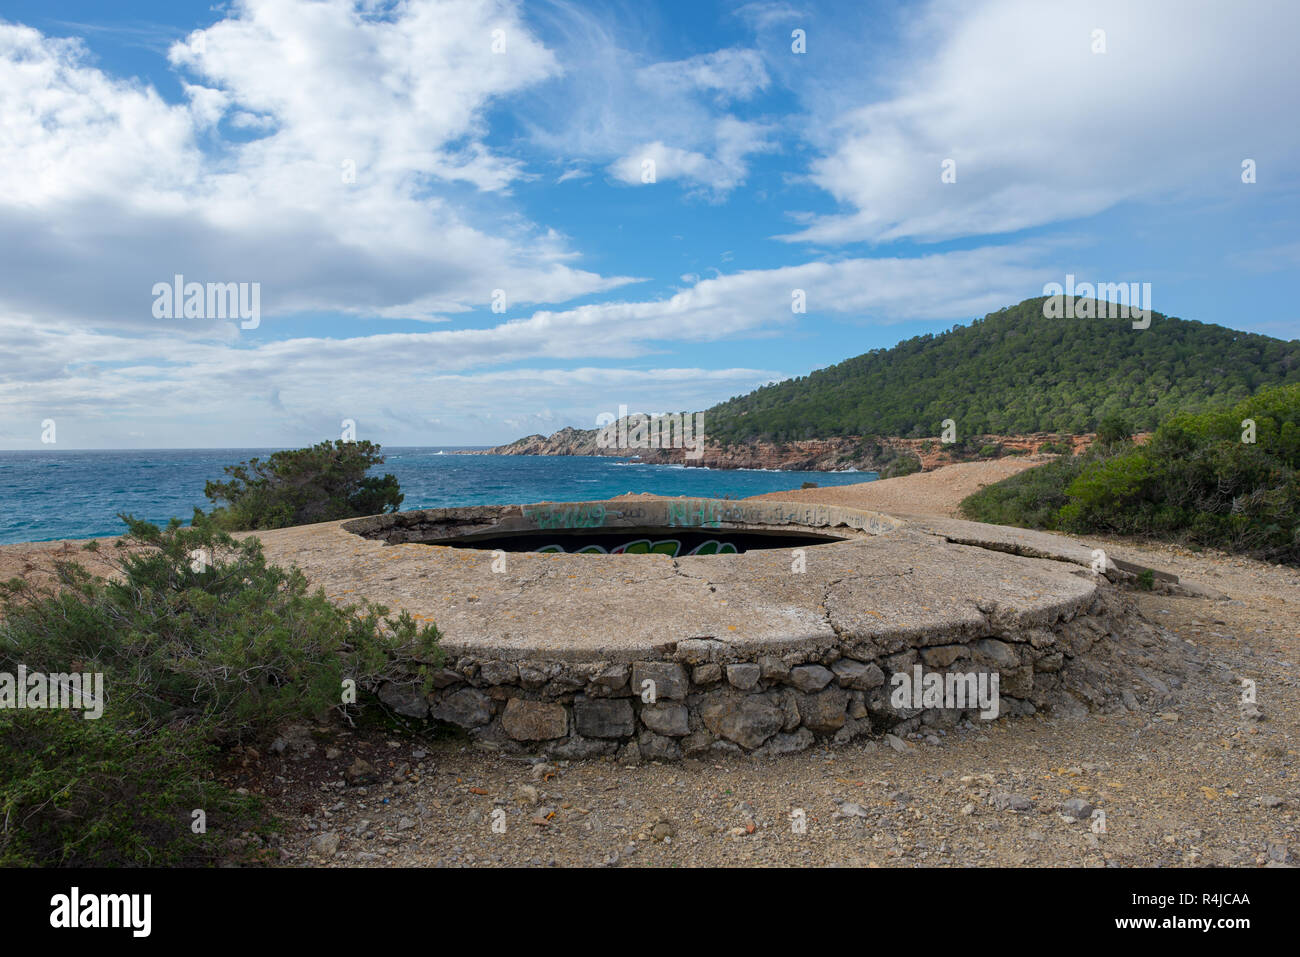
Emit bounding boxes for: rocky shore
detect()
[466,426,1093,472]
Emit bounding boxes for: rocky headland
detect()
[467,426,1095,473]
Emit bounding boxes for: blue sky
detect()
[1,0,1297,449]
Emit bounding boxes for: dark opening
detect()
[428,527,842,556]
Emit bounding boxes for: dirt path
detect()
[745,457,1045,518]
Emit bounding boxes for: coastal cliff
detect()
[467,427,1094,474]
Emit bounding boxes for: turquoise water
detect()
[0,448,875,544]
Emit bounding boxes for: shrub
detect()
[1058,452,1154,532]
[879,450,922,478]
[960,384,1300,564]
[1095,414,1133,446]
[0,709,257,867]
[959,455,1086,529]
[0,517,442,866]
[203,440,403,531]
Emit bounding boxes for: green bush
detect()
[0,709,257,867]
[203,440,403,531]
[960,384,1300,564]
[959,455,1086,529]
[1095,414,1134,446]
[0,517,442,866]
[879,450,922,478]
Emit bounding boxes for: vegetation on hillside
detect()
[960,384,1300,564]
[707,298,1300,442]
[0,517,441,866]
[202,439,403,531]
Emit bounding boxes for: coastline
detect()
[466,428,1091,473]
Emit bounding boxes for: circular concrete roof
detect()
[248,498,1108,663]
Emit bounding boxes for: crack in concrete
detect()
[820,576,847,641]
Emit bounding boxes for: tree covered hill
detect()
[706,298,1300,443]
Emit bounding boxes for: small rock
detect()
[884,733,910,753]
[990,792,1034,812]
[1060,798,1095,822]
[344,757,379,786]
[311,832,341,858]
[833,800,870,819]
[725,663,761,691]
[788,664,834,692]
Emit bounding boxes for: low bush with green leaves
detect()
[878,449,922,478]
[0,517,441,866]
[203,439,403,531]
[958,454,1086,530]
[960,383,1300,564]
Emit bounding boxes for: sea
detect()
[0,448,876,545]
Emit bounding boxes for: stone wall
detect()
[376,583,1190,762]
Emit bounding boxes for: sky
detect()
[1,0,1298,449]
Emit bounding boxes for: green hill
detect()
[706,297,1300,442]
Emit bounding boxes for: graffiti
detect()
[522,504,608,530]
[534,538,739,556]
[667,500,731,527]
[520,500,850,534]
[665,499,836,529]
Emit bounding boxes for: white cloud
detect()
[608,117,773,194]
[0,243,1050,446]
[783,0,1300,244]
[0,3,636,328]
[517,6,773,197]
[636,48,769,102]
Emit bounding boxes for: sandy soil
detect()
[745,457,1046,518]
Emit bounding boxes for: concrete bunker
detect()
[252,499,1196,762]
